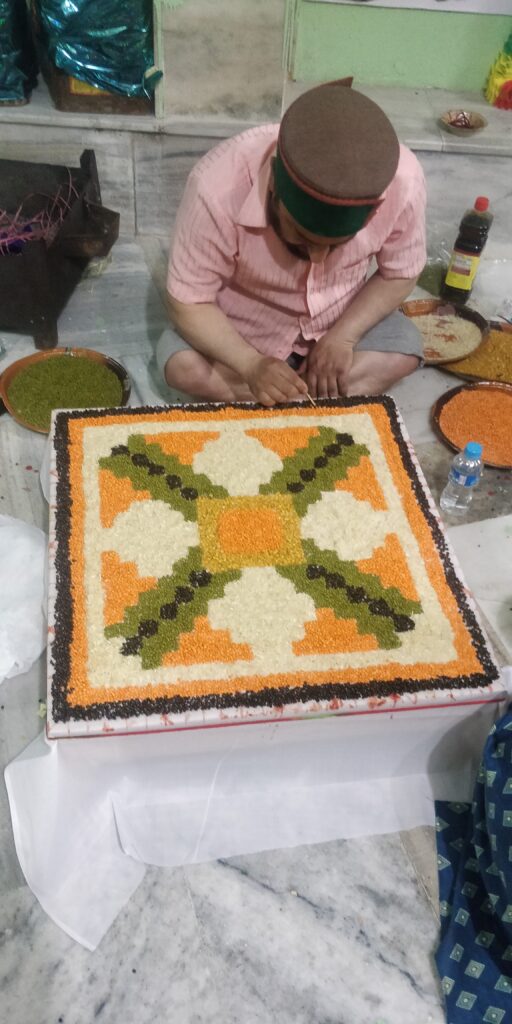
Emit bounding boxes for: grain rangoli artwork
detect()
[49,399,497,728]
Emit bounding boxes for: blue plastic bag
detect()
[0,0,38,102]
[35,0,161,98]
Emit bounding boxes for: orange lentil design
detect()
[62,402,483,709]
[439,388,512,466]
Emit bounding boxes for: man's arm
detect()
[166,164,307,406]
[322,271,418,342]
[303,271,418,399]
[167,294,307,406]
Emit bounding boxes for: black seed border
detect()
[52,411,74,721]
[50,399,499,724]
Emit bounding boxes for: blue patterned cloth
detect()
[435,708,512,1023]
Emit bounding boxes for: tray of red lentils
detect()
[432,380,512,470]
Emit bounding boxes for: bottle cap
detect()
[474,197,489,212]
[465,441,483,458]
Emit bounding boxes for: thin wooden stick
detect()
[306,392,317,408]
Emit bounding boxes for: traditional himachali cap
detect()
[274,79,400,239]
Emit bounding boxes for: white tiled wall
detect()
[159,0,286,120]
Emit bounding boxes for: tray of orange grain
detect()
[441,321,512,385]
[432,380,512,470]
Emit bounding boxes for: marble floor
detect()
[0,232,511,1024]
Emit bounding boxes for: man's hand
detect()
[245,355,308,407]
[303,336,355,399]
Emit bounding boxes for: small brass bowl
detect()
[0,346,131,434]
[439,110,487,137]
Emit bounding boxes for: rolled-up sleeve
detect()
[376,156,427,281]
[167,171,238,304]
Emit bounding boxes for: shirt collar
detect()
[237,149,274,229]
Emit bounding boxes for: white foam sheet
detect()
[448,515,512,661]
[5,674,511,950]
[0,515,47,684]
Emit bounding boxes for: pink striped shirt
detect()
[167,124,426,360]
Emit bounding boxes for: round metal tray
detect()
[0,346,131,434]
[401,298,488,366]
[432,380,512,470]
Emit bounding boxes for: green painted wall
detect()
[290,3,511,91]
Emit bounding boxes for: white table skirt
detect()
[5,673,511,950]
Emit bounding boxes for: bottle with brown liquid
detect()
[441,196,493,305]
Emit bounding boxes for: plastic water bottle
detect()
[440,441,483,515]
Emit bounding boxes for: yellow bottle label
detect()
[444,250,480,291]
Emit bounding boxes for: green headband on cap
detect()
[274,149,375,239]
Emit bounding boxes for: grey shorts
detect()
[155,309,424,381]
[355,310,424,360]
[156,327,190,380]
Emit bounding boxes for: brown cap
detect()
[278,81,400,203]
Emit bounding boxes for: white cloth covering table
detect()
[5,674,510,950]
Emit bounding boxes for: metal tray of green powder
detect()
[0,347,131,433]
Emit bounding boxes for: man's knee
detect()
[389,352,421,380]
[346,350,419,396]
[164,348,205,392]
[375,351,421,391]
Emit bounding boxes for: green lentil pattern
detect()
[260,427,369,516]
[99,434,228,522]
[277,539,422,650]
[105,547,241,670]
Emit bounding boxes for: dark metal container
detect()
[0,149,119,348]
